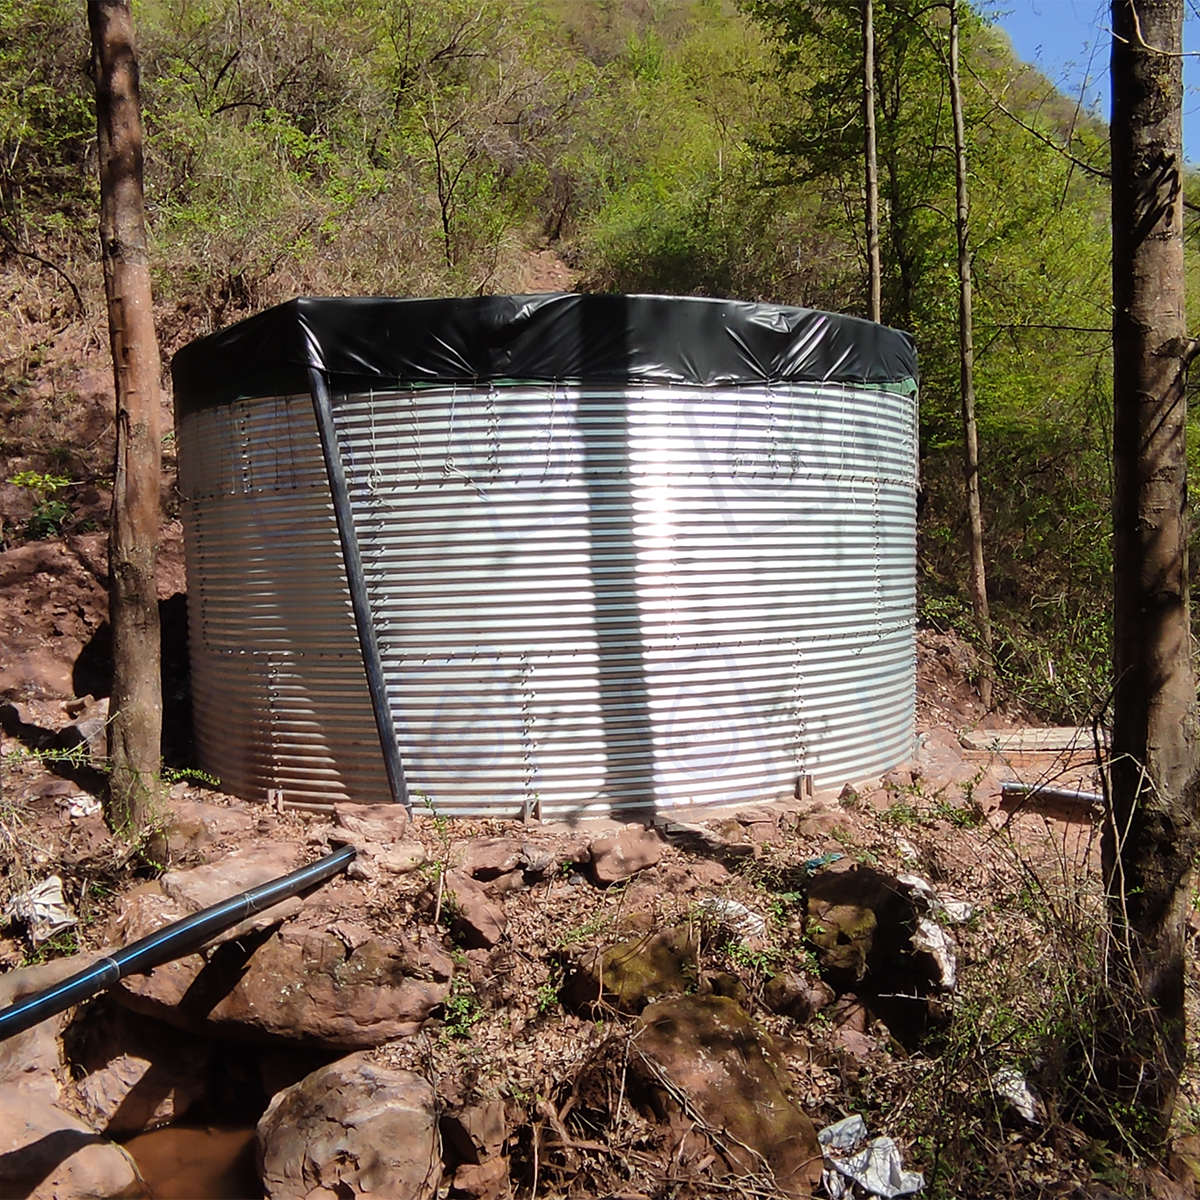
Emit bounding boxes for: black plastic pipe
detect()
[0,843,357,1042]
[308,366,411,812]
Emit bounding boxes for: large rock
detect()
[164,800,257,859]
[258,1052,440,1199]
[107,844,307,954]
[440,1099,507,1165]
[440,871,507,949]
[804,865,923,991]
[334,800,409,845]
[72,1002,213,1135]
[564,926,698,1015]
[455,837,555,885]
[763,972,835,1024]
[0,953,103,1103]
[0,1085,147,1199]
[159,842,304,910]
[630,995,823,1198]
[588,827,665,885]
[115,922,454,1048]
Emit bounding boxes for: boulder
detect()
[72,1002,213,1135]
[115,922,454,1048]
[441,871,507,949]
[440,1099,508,1165]
[458,838,526,879]
[378,842,429,874]
[106,845,306,951]
[804,865,923,991]
[449,1157,508,1199]
[0,953,103,1103]
[588,827,665,885]
[258,1052,440,1199]
[564,925,698,1015]
[705,972,750,1008]
[164,800,257,858]
[334,800,409,844]
[52,695,109,760]
[159,842,304,910]
[764,972,835,1024]
[345,841,428,882]
[0,1085,147,1199]
[456,837,555,883]
[630,995,823,1197]
[796,810,848,839]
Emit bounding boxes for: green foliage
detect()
[7,469,71,538]
[160,764,222,788]
[440,976,483,1041]
[21,928,78,966]
[0,0,95,241]
[0,0,1172,728]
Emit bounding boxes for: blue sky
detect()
[987,0,1200,161]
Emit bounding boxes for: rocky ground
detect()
[0,505,1191,1200]
[2,655,1184,1200]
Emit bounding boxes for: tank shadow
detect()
[72,593,194,768]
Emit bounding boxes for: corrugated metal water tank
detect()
[173,294,919,816]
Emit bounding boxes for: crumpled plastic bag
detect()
[819,1114,870,1151]
[991,1066,1042,1124]
[66,794,102,819]
[4,875,77,945]
[911,916,957,991]
[818,1115,925,1198]
[694,897,767,941]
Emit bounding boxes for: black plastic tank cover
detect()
[172,293,918,413]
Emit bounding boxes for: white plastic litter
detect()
[895,873,934,897]
[936,897,975,924]
[694,897,767,941]
[818,1116,924,1199]
[4,875,76,945]
[824,1137,926,1198]
[911,917,957,991]
[66,794,102,819]
[991,1066,1042,1124]
[893,837,919,862]
[819,1114,869,1151]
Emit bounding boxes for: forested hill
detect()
[0,0,1181,720]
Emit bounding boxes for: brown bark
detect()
[1105,0,1200,1140]
[948,0,992,708]
[88,0,164,839]
[863,0,881,324]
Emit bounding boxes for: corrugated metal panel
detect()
[178,395,391,807]
[328,382,916,817]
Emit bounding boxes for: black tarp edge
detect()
[172,293,918,416]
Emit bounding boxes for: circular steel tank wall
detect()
[174,295,918,816]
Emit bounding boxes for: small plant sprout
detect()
[7,470,72,539]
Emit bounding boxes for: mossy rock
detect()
[630,994,823,1198]
[804,865,922,992]
[563,925,697,1015]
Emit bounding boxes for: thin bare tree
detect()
[947,0,992,708]
[88,0,164,839]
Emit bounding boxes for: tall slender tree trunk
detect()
[947,0,992,709]
[88,0,164,839]
[1104,0,1200,1140]
[863,0,881,324]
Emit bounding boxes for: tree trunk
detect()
[1104,0,1200,1142]
[948,0,992,708]
[863,0,881,324]
[88,0,164,839]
